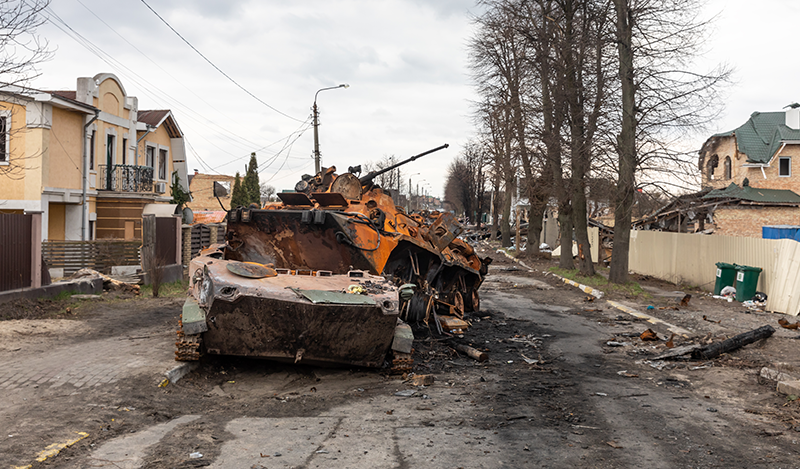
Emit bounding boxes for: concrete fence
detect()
[627,230,800,316]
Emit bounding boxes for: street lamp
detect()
[406,173,421,211]
[313,84,349,174]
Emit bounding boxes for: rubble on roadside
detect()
[70,268,140,295]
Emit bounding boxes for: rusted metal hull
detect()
[185,251,400,367]
[203,296,396,367]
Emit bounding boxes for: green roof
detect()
[713,111,800,164]
[703,182,800,204]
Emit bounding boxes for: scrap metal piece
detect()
[294,289,377,305]
[691,325,775,360]
[226,262,276,279]
[453,344,488,362]
[640,329,658,341]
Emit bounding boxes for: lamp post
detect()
[313,84,349,174]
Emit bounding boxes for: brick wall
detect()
[714,206,800,237]
[186,173,234,211]
[701,135,800,192]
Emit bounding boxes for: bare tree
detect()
[0,0,52,179]
[608,0,730,283]
[364,155,404,202]
[444,142,489,223]
[259,182,276,204]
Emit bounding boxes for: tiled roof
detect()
[191,211,227,224]
[137,110,170,127]
[49,90,77,100]
[714,112,800,164]
[703,182,800,204]
[138,109,182,138]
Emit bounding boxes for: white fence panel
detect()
[766,239,800,316]
[628,231,790,310]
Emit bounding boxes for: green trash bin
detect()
[714,262,737,295]
[734,265,762,302]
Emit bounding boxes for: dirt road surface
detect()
[3,247,800,468]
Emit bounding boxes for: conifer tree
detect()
[230,172,245,208]
[242,153,261,206]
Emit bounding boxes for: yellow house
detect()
[0,73,189,240]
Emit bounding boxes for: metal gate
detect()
[0,213,33,291]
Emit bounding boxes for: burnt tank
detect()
[178,144,491,368]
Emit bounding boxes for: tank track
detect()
[391,351,413,374]
[175,320,201,361]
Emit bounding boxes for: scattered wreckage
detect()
[177,145,492,369]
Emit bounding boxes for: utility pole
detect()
[312,84,349,174]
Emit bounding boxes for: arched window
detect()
[707,154,719,180]
[724,156,731,180]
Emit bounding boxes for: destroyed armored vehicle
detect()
[178,144,491,368]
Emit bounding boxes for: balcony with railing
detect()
[98,165,154,193]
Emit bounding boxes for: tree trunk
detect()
[558,201,574,270]
[526,181,547,256]
[572,179,594,276]
[491,183,500,241]
[501,187,512,247]
[610,0,636,284]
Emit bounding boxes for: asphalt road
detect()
[3,267,799,468]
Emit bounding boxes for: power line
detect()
[39,5,310,171]
[41,6,270,159]
[72,0,267,151]
[139,0,304,124]
[39,7,249,156]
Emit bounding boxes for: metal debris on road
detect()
[691,325,775,360]
[453,344,488,362]
[606,341,630,347]
[639,329,659,341]
[778,318,800,330]
[407,374,435,386]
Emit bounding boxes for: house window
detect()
[780,157,791,177]
[724,156,731,179]
[158,148,167,180]
[145,145,155,168]
[121,138,127,165]
[0,113,8,164]
[106,134,115,165]
[89,130,96,170]
[707,154,719,180]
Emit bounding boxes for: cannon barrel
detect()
[359,144,449,185]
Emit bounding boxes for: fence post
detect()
[30,212,42,288]
[182,224,192,266]
[142,214,156,273]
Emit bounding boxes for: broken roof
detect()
[714,111,800,164]
[703,183,800,204]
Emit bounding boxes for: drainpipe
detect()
[82,110,99,241]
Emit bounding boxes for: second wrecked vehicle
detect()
[178,144,491,368]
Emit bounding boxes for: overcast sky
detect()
[29,0,800,197]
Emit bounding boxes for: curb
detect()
[606,300,691,336]
[557,276,604,299]
[164,362,198,385]
[493,245,690,336]
[495,248,535,272]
